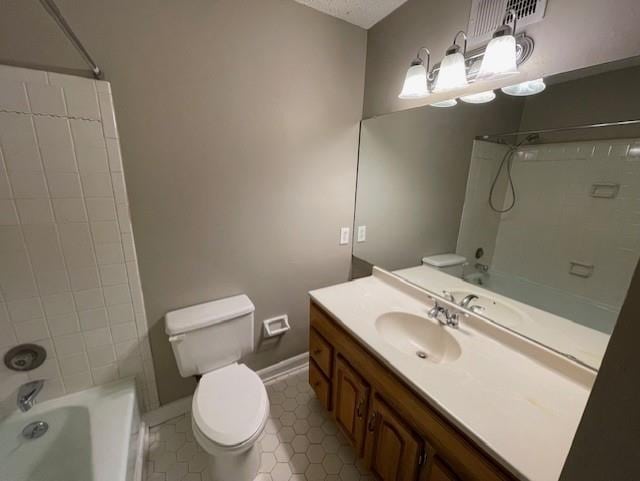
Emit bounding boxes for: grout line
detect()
[0,107,101,122]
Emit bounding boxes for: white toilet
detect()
[422,253,467,278]
[165,295,269,481]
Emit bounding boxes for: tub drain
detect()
[22,421,48,440]
[416,351,428,359]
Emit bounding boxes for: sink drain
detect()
[416,351,428,359]
[22,421,48,440]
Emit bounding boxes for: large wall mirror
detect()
[353,56,640,370]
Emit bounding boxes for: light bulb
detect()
[501,78,546,96]
[431,98,458,108]
[460,90,496,104]
[398,64,429,99]
[476,35,519,80]
[433,52,468,92]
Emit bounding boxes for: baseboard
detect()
[143,395,192,427]
[257,351,309,383]
[142,352,309,427]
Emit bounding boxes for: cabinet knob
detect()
[356,399,365,418]
[367,412,378,432]
[313,348,322,355]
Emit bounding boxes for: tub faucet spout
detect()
[17,380,44,412]
[460,294,479,309]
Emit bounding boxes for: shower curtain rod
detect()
[38,0,102,79]
[478,119,640,141]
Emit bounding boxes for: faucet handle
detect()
[441,290,455,303]
[17,380,45,412]
[447,312,460,328]
[469,305,485,314]
[21,379,45,395]
[428,302,451,326]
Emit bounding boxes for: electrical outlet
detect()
[340,227,350,245]
[357,225,366,243]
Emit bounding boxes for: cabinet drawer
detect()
[310,328,333,377]
[309,359,331,410]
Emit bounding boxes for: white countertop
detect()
[395,265,610,369]
[310,268,596,481]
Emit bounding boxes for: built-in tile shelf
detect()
[0,64,159,414]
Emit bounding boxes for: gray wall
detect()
[363,0,640,117]
[519,64,640,141]
[354,97,523,270]
[0,0,367,404]
[559,262,640,480]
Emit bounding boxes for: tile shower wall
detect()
[459,138,640,310]
[456,141,510,268]
[0,65,159,413]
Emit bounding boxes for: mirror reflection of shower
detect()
[488,134,540,213]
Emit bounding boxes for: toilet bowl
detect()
[165,295,268,481]
[191,363,269,481]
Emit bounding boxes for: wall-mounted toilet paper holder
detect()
[263,315,290,338]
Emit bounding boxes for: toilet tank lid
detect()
[422,254,467,268]
[165,294,255,336]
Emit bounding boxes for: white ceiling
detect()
[294,0,409,29]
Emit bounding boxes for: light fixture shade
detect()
[460,90,496,104]
[431,98,458,108]
[501,78,546,96]
[398,64,429,99]
[433,52,468,92]
[476,35,519,80]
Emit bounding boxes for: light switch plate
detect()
[357,225,366,243]
[340,227,350,245]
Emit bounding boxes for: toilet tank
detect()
[422,253,467,278]
[165,295,255,377]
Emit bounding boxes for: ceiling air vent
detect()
[467,0,547,48]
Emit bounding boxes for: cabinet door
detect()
[428,458,460,481]
[333,355,370,455]
[365,395,425,481]
[309,359,331,411]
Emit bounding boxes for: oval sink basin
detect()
[375,312,461,364]
[449,291,527,328]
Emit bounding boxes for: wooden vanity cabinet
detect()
[309,358,331,410]
[309,301,516,481]
[429,459,461,481]
[333,355,370,455]
[365,394,425,481]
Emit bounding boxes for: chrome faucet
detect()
[441,290,455,303]
[475,262,489,273]
[460,294,479,309]
[17,380,44,412]
[428,302,459,328]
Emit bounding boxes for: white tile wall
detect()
[457,141,510,267]
[0,65,159,415]
[459,138,640,310]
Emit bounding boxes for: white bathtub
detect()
[0,378,141,481]
[465,269,618,334]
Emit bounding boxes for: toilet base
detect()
[206,443,259,481]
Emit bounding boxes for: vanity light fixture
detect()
[398,48,431,99]
[398,10,536,106]
[460,90,496,104]
[433,31,469,93]
[476,10,520,81]
[502,78,546,96]
[431,99,458,108]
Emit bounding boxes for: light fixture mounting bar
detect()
[430,32,533,82]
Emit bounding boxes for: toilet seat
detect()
[191,363,269,452]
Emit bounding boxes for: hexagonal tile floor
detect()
[145,366,374,481]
